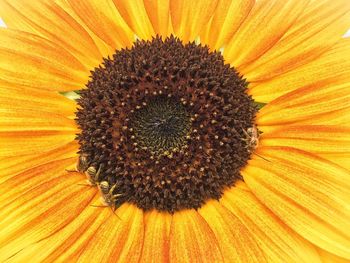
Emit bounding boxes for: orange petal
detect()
[144,0,172,37]
[67,0,135,50]
[221,182,322,263]
[40,205,110,262]
[14,203,141,262]
[0,158,96,261]
[249,38,350,103]
[139,209,172,262]
[240,0,350,82]
[200,0,255,50]
[75,203,144,263]
[0,196,108,262]
[0,141,78,183]
[169,209,223,263]
[242,146,350,259]
[257,82,350,126]
[54,0,115,58]
[0,157,78,206]
[169,0,219,43]
[199,200,266,263]
[224,0,309,68]
[0,131,76,157]
[112,0,155,40]
[0,28,88,91]
[0,0,102,69]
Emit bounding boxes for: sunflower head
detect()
[1,0,350,262]
[76,35,257,212]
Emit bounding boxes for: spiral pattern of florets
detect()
[76,36,257,212]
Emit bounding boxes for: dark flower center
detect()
[130,96,191,156]
[76,36,257,212]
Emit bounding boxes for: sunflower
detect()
[0,0,350,262]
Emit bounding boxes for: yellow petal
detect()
[0,109,76,132]
[224,0,309,67]
[0,86,77,117]
[0,0,102,69]
[112,0,155,40]
[295,107,350,126]
[67,0,135,50]
[200,0,255,50]
[257,82,350,126]
[199,200,266,263]
[259,108,350,130]
[75,203,144,263]
[258,124,350,170]
[249,38,350,103]
[0,64,79,156]
[260,125,350,155]
[0,28,88,91]
[319,153,350,172]
[0,95,77,157]
[140,210,172,262]
[0,158,96,261]
[243,146,350,259]
[169,0,219,43]
[317,248,350,263]
[220,182,322,263]
[144,0,172,37]
[0,88,77,131]
[241,0,350,82]
[169,209,223,263]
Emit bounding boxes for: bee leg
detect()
[66,169,77,173]
[108,183,118,195]
[99,196,110,206]
[91,204,121,219]
[253,152,271,162]
[95,165,102,181]
[77,179,95,187]
[110,206,121,219]
[242,128,249,137]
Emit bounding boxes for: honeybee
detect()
[66,154,90,173]
[67,154,104,186]
[242,125,259,151]
[97,181,125,211]
[84,166,102,186]
[76,154,90,172]
[242,125,270,162]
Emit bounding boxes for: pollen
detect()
[76,36,257,212]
